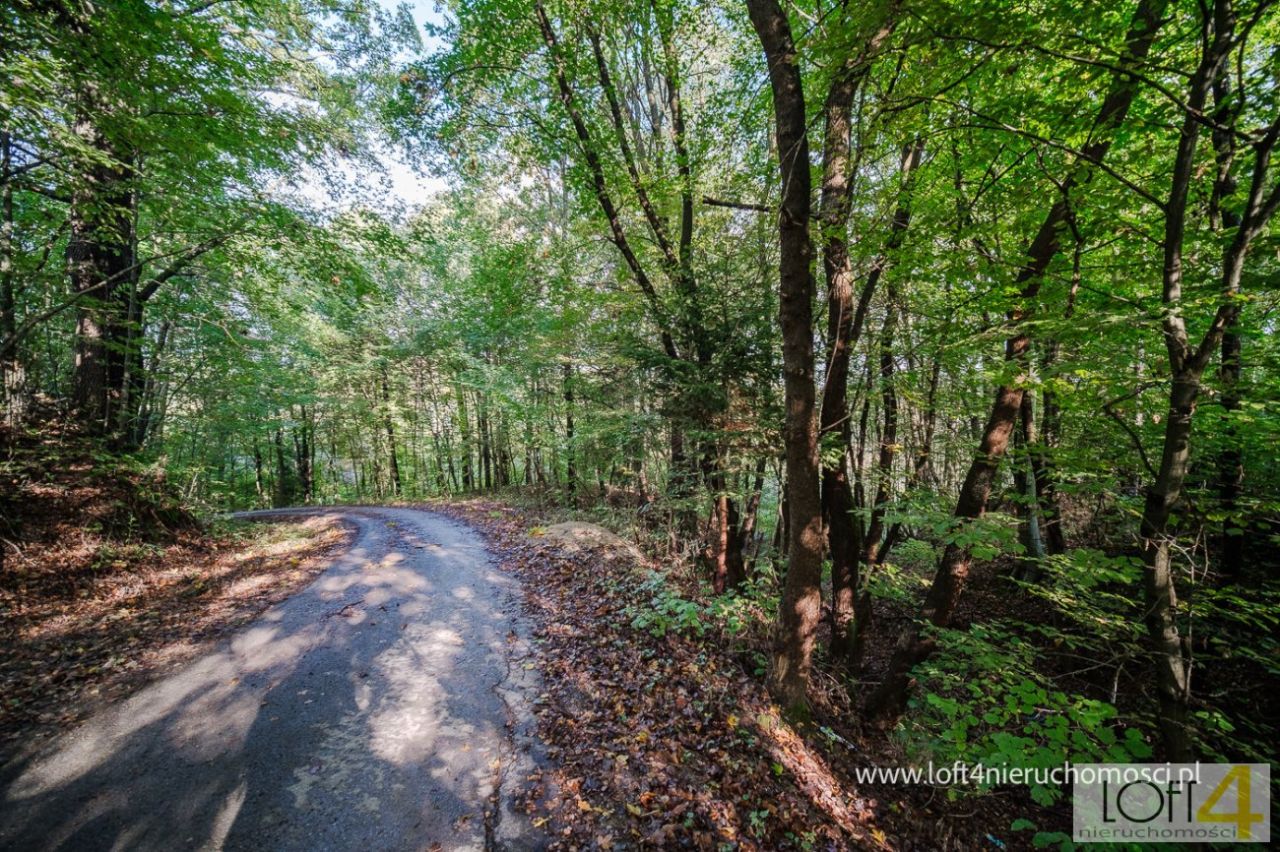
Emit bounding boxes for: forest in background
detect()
[3,0,1279,835]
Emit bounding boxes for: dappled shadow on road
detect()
[0,508,542,852]
[0,514,351,746]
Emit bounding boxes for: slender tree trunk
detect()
[831,138,920,662]
[253,438,266,503]
[880,333,943,563]
[273,427,291,507]
[458,388,473,490]
[1032,370,1069,557]
[1013,391,1048,579]
[1138,0,1255,760]
[708,490,733,594]
[478,395,492,490]
[1217,322,1243,580]
[867,0,1167,722]
[379,373,400,497]
[1209,57,1244,583]
[0,130,22,425]
[817,55,864,663]
[1140,374,1200,762]
[739,457,767,575]
[1030,241,1080,560]
[852,296,902,662]
[747,0,823,713]
[563,361,576,498]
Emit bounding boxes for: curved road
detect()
[0,507,547,851]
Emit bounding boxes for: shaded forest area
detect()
[2,0,1279,845]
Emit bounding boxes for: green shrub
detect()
[899,621,1153,807]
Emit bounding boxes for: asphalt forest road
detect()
[0,506,547,852]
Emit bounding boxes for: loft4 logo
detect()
[1195,765,1266,838]
[1073,763,1271,843]
[1100,765,1266,837]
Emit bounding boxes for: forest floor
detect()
[0,422,354,750]
[430,496,1040,851]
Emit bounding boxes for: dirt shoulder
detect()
[431,499,912,850]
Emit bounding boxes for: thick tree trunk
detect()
[68,106,135,436]
[747,0,823,714]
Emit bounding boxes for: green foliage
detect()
[886,538,938,574]
[901,622,1153,806]
[936,513,1024,562]
[627,572,711,638]
[625,570,776,640]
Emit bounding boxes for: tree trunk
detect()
[866,0,1167,723]
[708,491,733,594]
[1013,391,1048,579]
[1216,318,1243,580]
[68,104,135,436]
[1137,1,1242,760]
[1030,242,1079,561]
[817,52,864,664]
[293,406,314,502]
[1,130,23,426]
[740,458,768,575]
[747,0,823,714]
[273,428,292,507]
[852,297,902,662]
[563,361,576,498]
[459,388,473,490]
[1209,60,1244,583]
[381,372,401,496]
[253,438,266,503]
[880,332,943,564]
[831,137,920,663]
[1139,373,1199,762]
[478,396,492,490]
